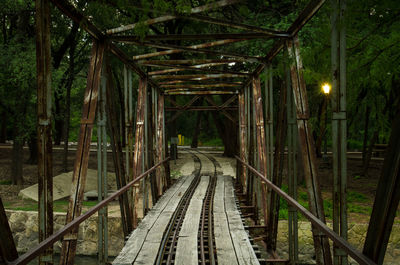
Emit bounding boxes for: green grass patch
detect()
[348,204,372,215]
[347,191,368,203]
[0,180,12,185]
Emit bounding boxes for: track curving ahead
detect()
[155,149,220,265]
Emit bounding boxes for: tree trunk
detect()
[0,110,6,143]
[11,133,23,185]
[27,133,37,164]
[53,92,63,145]
[191,111,202,148]
[362,106,371,162]
[362,130,379,177]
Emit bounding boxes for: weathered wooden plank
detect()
[175,176,210,265]
[224,176,260,265]
[133,174,196,264]
[113,175,194,264]
[213,176,239,265]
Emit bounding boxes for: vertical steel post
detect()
[156,91,166,196]
[287,36,332,265]
[265,66,274,181]
[286,58,299,264]
[143,81,149,214]
[252,77,269,229]
[36,0,53,263]
[60,40,105,265]
[239,91,247,194]
[124,66,134,223]
[331,1,348,264]
[97,70,108,264]
[105,62,132,237]
[132,78,147,228]
[267,80,287,251]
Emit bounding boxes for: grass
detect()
[277,186,372,220]
[4,199,102,212]
[0,180,12,185]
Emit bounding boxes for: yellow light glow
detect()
[322,83,331,94]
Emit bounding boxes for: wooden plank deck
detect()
[113,174,195,265]
[175,176,210,265]
[113,174,259,265]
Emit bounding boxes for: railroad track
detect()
[155,149,220,265]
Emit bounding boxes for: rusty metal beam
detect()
[165,106,237,111]
[242,0,326,89]
[186,14,289,37]
[235,157,377,265]
[287,36,332,265]
[131,39,263,62]
[139,59,250,65]
[49,0,159,89]
[36,0,53,264]
[251,77,269,233]
[105,61,133,237]
[167,96,201,123]
[267,81,287,251]
[145,62,250,76]
[106,0,242,34]
[6,158,169,265]
[204,96,236,123]
[132,78,147,228]
[155,91,166,196]
[153,73,246,80]
[239,91,248,193]
[59,40,105,265]
[160,83,241,89]
[111,33,274,41]
[165,90,238,95]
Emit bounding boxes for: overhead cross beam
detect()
[144,62,250,76]
[111,33,276,41]
[138,59,251,65]
[131,39,264,62]
[50,0,160,89]
[152,73,246,80]
[242,0,326,89]
[106,0,242,34]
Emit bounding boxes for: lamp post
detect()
[322,83,331,159]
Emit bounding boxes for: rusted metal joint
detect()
[80,118,94,124]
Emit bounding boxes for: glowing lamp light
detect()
[322,83,331,95]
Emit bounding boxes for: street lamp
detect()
[322,83,331,159]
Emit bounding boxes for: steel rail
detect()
[194,150,218,265]
[155,151,202,265]
[235,156,377,265]
[6,158,170,265]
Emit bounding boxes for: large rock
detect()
[18,169,117,201]
[6,210,124,256]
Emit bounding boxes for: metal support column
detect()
[60,40,105,265]
[97,70,108,264]
[265,66,274,181]
[267,80,287,251]
[36,0,53,263]
[252,77,269,229]
[132,78,147,228]
[286,60,299,265]
[239,91,247,194]
[105,62,132,237]
[331,0,348,264]
[155,91,166,196]
[124,65,135,225]
[287,36,332,265]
